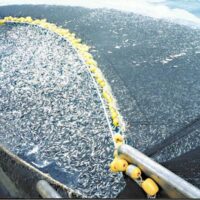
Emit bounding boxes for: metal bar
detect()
[0,167,21,197]
[0,145,85,198]
[36,180,62,198]
[118,144,200,198]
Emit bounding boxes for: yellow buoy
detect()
[99,80,106,88]
[82,52,93,60]
[96,78,106,88]
[89,66,97,73]
[107,96,113,104]
[75,38,82,43]
[110,157,128,172]
[113,117,119,127]
[109,105,118,115]
[102,90,113,104]
[18,17,26,23]
[94,70,103,79]
[126,165,141,180]
[0,20,4,25]
[102,90,111,102]
[32,19,41,25]
[57,28,69,36]
[25,16,33,23]
[71,38,82,46]
[4,16,12,21]
[86,60,97,67]
[41,23,50,29]
[78,44,90,52]
[113,133,123,144]
[111,110,118,119]
[141,178,159,196]
[113,150,118,157]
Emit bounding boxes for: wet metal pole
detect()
[36,180,62,198]
[118,144,200,198]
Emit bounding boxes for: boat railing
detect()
[118,144,200,198]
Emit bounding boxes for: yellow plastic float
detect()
[113,149,118,158]
[89,66,98,73]
[110,132,159,197]
[141,178,159,196]
[0,19,4,25]
[126,164,142,180]
[110,157,128,173]
[113,117,119,127]
[113,133,124,144]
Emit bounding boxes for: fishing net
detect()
[0,23,125,198]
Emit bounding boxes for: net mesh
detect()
[0,23,125,198]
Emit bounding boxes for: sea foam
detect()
[0,0,200,26]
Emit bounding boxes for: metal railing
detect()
[118,144,200,198]
[36,180,62,198]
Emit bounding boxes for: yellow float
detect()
[141,178,159,196]
[126,164,142,180]
[113,133,124,144]
[110,157,128,173]
[113,117,119,127]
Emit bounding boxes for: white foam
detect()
[161,52,186,64]
[27,145,39,155]
[32,160,51,168]
[170,52,186,58]
[0,0,200,26]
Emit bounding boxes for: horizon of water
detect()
[0,0,200,27]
